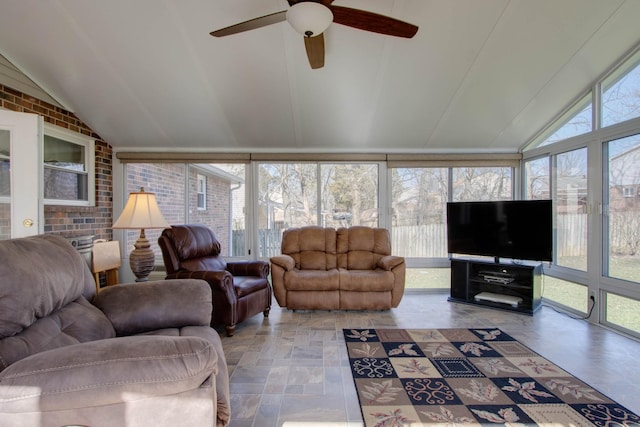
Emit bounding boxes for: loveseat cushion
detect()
[0,335,216,413]
[281,226,337,270]
[0,234,96,339]
[337,226,392,270]
[339,270,395,291]
[284,269,340,291]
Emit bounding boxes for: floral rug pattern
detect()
[344,328,640,427]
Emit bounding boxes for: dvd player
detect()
[478,270,515,284]
[474,292,522,307]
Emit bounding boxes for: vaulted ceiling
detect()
[1,0,639,153]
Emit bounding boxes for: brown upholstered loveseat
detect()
[270,226,406,310]
[0,234,230,427]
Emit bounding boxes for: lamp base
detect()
[129,230,155,282]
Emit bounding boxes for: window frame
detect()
[196,173,207,211]
[43,123,95,206]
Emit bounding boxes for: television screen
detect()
[446,200,552,262]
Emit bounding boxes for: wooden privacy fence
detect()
[391,224,448,258]
[232,211,638,259]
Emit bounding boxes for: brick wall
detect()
[124,163,186,260]
[124,164,232,258]
[1,84,113,240]
[188,168,231,253]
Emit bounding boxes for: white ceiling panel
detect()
[0,0,638,153]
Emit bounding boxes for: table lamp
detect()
[112,187,170,281]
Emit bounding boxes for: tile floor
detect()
[217,291,640,427]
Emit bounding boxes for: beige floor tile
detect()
[219,292,640,427]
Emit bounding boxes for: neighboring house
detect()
[125,163,243,259]
[610,144,640,211]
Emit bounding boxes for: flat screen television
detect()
[446,200,552,262]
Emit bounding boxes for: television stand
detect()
[448,258,541,315]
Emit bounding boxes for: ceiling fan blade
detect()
[210,10,287,37]
[330,6,418,38]
[304,34,325,69]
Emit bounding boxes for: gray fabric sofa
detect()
[0,234,230,427]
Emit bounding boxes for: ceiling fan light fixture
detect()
[286,2,333,37]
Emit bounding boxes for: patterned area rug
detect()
[344,328,640,426]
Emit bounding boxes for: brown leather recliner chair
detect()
[159,224,272,337]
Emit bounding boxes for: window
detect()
[43,124,94,206]
[389,165,513,290]
[256,162,379,258]
[0,130,10,240]
[524,157,550,200]
[542,276,588,313]
[0,129,9,199]
[320,163,378,228]
[555,148,588,271]
[604,292,640,335]
[602,51,640,128]
[189,164,246,257]
[391,167,449,290]
[391,167,448,259]
[451,167,512,201]
[605,134,640,283]
[522,43,640,337]
[196,174,206,210]
[538,94,592,147]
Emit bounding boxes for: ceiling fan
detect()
[210,0,418,69]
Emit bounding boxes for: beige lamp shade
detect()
[112,188,169,282]
[113,188,170,230]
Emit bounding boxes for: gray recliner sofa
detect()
[0,234,230,427]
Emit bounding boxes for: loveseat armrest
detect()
[377,255,405,271]
[226,260,270,278]
[93,279,212,336]
[270,254,295,271]
[0,335,217,423]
